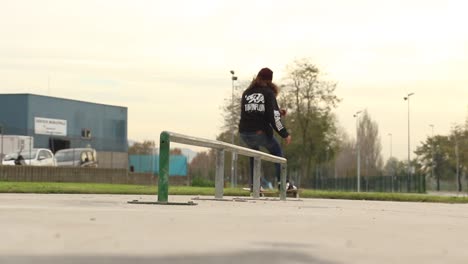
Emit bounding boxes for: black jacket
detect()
[238,85,289,138]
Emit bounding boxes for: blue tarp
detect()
[129,155,187,176]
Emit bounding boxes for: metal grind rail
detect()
[158,131,288,202]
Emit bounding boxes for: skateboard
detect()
[242,187,300,198]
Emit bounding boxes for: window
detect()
[87,151,95,161]
[81,128,91,139]
[38,150,50,160]
[44,150,52,158]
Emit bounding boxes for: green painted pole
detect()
[158,132,170,202]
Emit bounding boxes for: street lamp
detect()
[388,132,394,192]
[404,92,414,192]
[429,124,437,190]
[454,131,461,192]
[353,110,362,192]
[230,70,238,187]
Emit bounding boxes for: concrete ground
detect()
[1,193,467,264]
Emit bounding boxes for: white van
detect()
[55,148,98,168]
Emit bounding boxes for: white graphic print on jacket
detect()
[274,110,284,131]
[245,93,265,112]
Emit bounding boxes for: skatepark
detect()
[1,193,468,264]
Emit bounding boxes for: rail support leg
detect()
[158,132,170,203]
[253,157,261,198]
[215,149,225,199]
[280,163,287,201]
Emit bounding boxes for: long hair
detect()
[246,77,279,96]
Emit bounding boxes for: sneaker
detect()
[277,182,289,191]
[286,182,297,191]
[278,182,297,191]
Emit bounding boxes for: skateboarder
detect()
[238,67,295,191]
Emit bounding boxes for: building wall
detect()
[0,94,28,135]
[0,94,128,153]
[26,94,127,152]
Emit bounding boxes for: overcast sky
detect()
[1,0,467,161]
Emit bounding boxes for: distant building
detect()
[0,93,128,168]
[129,154,187,176]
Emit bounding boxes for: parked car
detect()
[55,148,98,168]
[1,148,57,166]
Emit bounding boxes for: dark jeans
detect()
[240,131,284,186]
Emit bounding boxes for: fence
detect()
[0,165,189,186]
[158,131,288,202]
[313,174,426,193]
[426,177,468,192]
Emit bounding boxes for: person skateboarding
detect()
[238,67,296,192]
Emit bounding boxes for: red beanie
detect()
[257,68,273,81]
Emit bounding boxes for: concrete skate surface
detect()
[1,193,467,264]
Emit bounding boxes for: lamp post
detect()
[353,111,362,192]
[404,92,414,192]
[230,70,238,187]
[388,133,394,192]
[429,124,437,191]
[455,134,461,192]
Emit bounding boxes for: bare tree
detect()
[281,59,341,187]
[357,110,383,177]
[128,140,156,155]
[220,80,250,144]
[334,127,356,178]
[170,148,182,155]
[189,150,216,181]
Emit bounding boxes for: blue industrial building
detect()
[0,94,128,167]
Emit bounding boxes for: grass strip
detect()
[0,181,155,194]
[301,190,468,204]
[1,181,468,204]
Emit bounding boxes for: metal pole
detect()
[280,163,287,200]
[357,144,360,192]
[406,96,411,192]
[354,111,362,192]
[215,149,225,199]
[404,93,414,192]
[388,133,393,192]
[230,71,238,188]
[455,137,461,192]
[252,157,261,198]
[158,132,170,202]
[407,96,410,191]
[429,124,437,191]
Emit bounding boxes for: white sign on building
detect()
[34,117,67,136]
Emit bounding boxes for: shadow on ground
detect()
[0,249,338,264]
